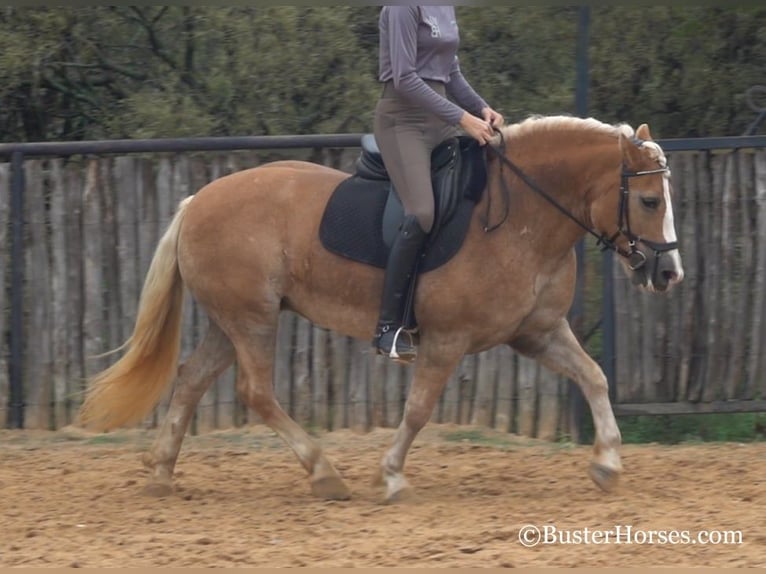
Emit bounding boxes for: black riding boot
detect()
[373,215,428,362]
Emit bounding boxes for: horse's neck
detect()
[489,138,617,259]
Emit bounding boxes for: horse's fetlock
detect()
[141,451,157,470]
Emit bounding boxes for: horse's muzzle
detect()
[625,245,683,293]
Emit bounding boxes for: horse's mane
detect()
[500,114,634,141]
[498,115,667,166]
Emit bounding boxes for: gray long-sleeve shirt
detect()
[378,6,489,125]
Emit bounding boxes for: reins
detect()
[483,129,677,267]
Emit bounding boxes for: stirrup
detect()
[375,324,417,362]
[388,326,414,360]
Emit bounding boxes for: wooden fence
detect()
[1,148,765,436]
[612,149,766,409]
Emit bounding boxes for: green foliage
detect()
[0,6,380,140]
[588,7,766,137]
[0,6,763,142]
[580,413,766,444]
[456,7,581,119]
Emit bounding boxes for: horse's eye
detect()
[640,197,661,210]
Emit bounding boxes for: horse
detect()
[78,115,684,503]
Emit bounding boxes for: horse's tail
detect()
[78,196,194,431]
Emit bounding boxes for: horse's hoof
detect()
[311,476,351,501]
[142,481,174,498]
[384,485,416,505]
[589,462,620,492]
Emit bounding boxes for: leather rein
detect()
[483,129,678,270]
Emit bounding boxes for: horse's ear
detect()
[619,131,644,165]
[636,123,653,141]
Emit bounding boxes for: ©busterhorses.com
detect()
[78,116,684,503]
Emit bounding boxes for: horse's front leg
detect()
[376,341,464,503]
[518,319,622,491]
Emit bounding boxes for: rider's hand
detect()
[459,111,494,146]
[481,106,505,129]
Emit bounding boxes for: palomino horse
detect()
[79,116,683,502]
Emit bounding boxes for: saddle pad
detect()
[319,175,476,273]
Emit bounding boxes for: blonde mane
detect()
[497,115,667,166]
[499,115,634,141]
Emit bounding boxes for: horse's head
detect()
[592,123,684,293]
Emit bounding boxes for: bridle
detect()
[609,164,678,270]
[484,130,678,271]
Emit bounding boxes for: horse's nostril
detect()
[662,269,678,283]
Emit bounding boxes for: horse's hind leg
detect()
[232,322,351,501]
[519,319,622,492]
[142,320,235,497]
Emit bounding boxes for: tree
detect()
[0,6,763,142]
[0,7,380,141]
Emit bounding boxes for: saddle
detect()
[318,134,488,332]
[319,134,487,272]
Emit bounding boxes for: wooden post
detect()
[456,354,476,425]
[273,311,295,422]
[82,159,108,379]
[329,332,349,429]
[470,350,498,427]
[663,154,684,401]
[293,317,313,426]
[736,151,755,399]
[686,153,708,402]
[640,289,661,402]
[49,160,71,428]
[385,362,406,428]
[722,153,747,398]
[751,152,766,399]
[24,161,53,429]
[115,156,139,345]
[613,260,634,401]
[369,354,387,428]
[536,370,561,441]
[63,163,86,417]
[702,154,726,402]
[0,163,10,427]
[348,338,371,432]
[516,355,537,437]
[677,153,699,400]
[493,347,514,432]
[311,326,330,430]
[99,160,122,358]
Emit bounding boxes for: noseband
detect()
[485,131,678,271]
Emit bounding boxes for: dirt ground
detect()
[0,424,763,568]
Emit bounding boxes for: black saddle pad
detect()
[319,175,477,273]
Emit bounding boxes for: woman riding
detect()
[373,6,504,362]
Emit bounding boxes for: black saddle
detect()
[319,134,487,273]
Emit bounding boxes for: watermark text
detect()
[518,524,743,548]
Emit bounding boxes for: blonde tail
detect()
[78,196,194,430]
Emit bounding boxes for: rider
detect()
[373,6,504,362]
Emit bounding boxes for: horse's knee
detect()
[581,370,609,399]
